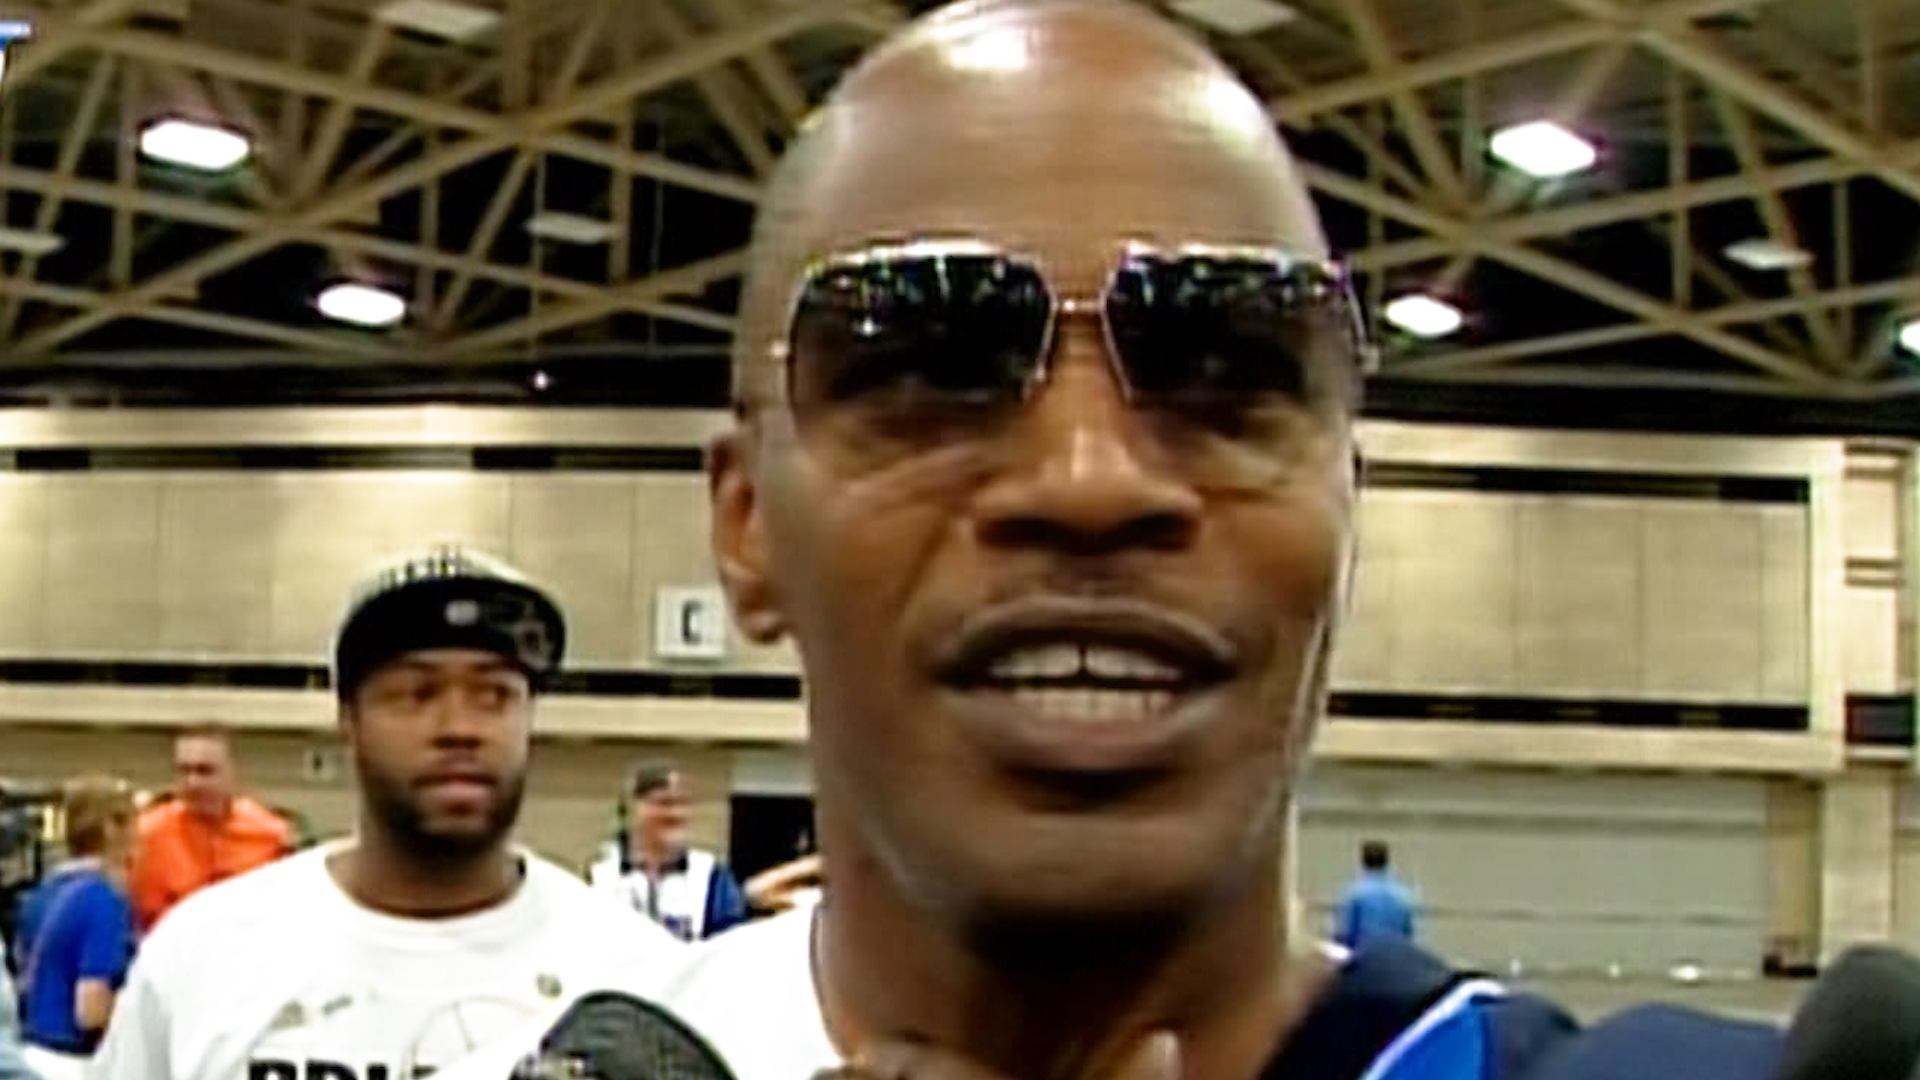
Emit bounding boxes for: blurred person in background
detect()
[16,775,136,1080]
[90,547,681,1080]
[1333,840,1417,951]
[128,724,292,930]
[587,764,749,941]
[0,925,42,1080]
[743,852,823,916]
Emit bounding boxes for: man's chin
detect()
[400,819,510,860]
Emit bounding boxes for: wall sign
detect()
[654,586,730,662]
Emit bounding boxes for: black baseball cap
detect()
[332,545,566,701]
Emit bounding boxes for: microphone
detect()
[510,991,740,1080]
[1777,944,1920,1080]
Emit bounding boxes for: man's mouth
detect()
[935,600,1236,726]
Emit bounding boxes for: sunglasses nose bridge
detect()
[1041,294,1132,402]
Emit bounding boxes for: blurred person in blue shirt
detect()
[16,776,137,1080]
[1334,840,1417,951]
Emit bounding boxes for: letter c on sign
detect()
[680,599,703,645]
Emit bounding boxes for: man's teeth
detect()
[985,643,1185,684]
[1008,687,1177,722]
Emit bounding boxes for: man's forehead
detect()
[175,734,227,759]
[766,16,1323,290]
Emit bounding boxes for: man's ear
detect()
[709,431,787,645]
[336,701,358,750]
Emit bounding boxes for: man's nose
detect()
[972,328,1202,555]
[427,697,487,744]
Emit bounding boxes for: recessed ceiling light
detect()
[0,21,29,84]
[376,0,500,42]
[1489,121,1598,179]
[138,118,252,172]
[525,211,617,246]
[317,282,407,329]
[1899,318,1920,359]
[1169,0,1298,35]
[1724,238,1813,272]
[0,226,63,257]
[1384,294,1465,339]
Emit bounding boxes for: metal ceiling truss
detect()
[0,0,1909,401]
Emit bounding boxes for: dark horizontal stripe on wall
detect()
[0,445,707,474]
[1846,693,1915,748]
[1365,462,1808,505]
[1329,691,1808,732]
[0,659,803,700]
[0,660,1808,733]
[0,448,1808,502]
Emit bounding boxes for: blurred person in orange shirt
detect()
[129,724,292,930]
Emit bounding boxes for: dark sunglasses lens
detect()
[1105,255,1361,404]
[787,254,1053,408]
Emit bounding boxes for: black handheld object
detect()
[510,992,739,1080]
[1776,944,1920,1080]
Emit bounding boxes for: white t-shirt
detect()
[430,907,831,1080]
[88,841,683,1080]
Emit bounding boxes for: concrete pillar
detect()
[1765,778,1820,972]
[1818,766,1900,961]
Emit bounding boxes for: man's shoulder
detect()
[523,851,684,960]
[136,800,183,837]
[141,846,329,958]
[656,907,818,1025]
[1511,1002,1780,1080]
[1301,938,1783,1080]
[656,907,814,1006]
[229,797,294,840]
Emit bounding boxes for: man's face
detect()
[344,648,532,861]
[173,734,235,819]
[633,775,692,854]
[712,11,1355,924]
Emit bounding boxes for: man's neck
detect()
[331,834,522,919]
[631,837,683,872]
[818,854,1327,1080]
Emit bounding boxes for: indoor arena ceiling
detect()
[0,0,1915,410]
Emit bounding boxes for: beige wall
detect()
[0,438,1817,712]
[0,476,1808,706]
[1341,490,1806,702]
[0,408,1848,771]
[0,470,798,673]
[1299,765,1769,977]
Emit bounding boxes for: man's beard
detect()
[358,754,526,864]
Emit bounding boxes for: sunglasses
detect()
[766,239,1374,421]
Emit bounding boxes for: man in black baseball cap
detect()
[92,545,681,1080]
[329,544,566,869]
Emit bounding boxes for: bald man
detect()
[439,3,1848,1079]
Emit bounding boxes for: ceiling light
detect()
[525,211,616,246]
[0,226,63,256]
[1489,121,1598,179]
[1169,0,1299,35]
[1899,318,1920,359]
[316,282,407,329]
[138,118,252,172]
[1724,238,1813,272]
[0,21,29,84]
[1384,294,1465,339]
[377,0,500,42]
